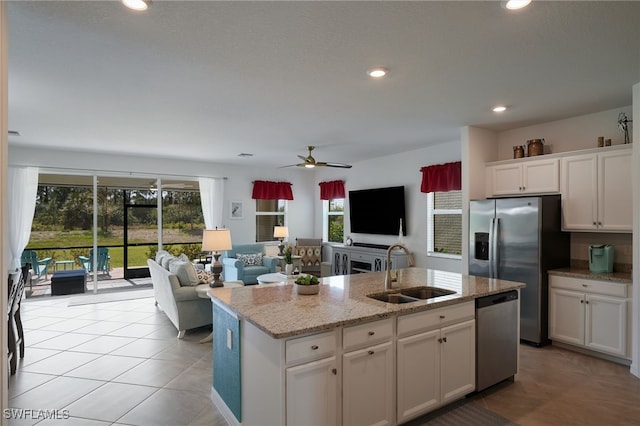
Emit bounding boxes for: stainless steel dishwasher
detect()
[476,290,519,391]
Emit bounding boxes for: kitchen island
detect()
[207,268,524,426]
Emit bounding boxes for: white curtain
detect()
[199,177,225,229]
[8,166,39,272]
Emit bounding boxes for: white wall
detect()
[315,140,462,273]
[496,106,632,160]
[1,2,8,421]
[631,82,639,378]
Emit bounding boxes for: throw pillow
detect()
[195,268,215,284]
[237,252,263,266]
[168,260,200,286]
[161,254,176,270]
[177,253,190,262]
[156,250,171,265]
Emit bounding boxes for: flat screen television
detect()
[349,186,406,236]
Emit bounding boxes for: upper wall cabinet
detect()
[487,158,559,197]
[560,146,632,232]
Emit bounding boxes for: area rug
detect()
[68,288,155,306]
[409,400,518,426]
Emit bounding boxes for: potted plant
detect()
[294,274,320,295]
[283,246,294,276]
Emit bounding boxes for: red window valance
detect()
[319,180,346,200]
[251,180,294,200]
[420,161,461,193]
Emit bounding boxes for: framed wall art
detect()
[230,201,244,219]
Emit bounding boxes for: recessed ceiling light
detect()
[504,0,532,10]
[367,67,388,78]
[122,0,151,11]
[493,106,507,113]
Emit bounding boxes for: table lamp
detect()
[202,228,232,287]
[274,226,288,256]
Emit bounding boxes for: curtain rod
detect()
[10,164,227,180]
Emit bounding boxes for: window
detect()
[323,198,344,243]
[256,199,286,242]
[427,190,462,258]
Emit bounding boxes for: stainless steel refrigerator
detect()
[469,195,569,345]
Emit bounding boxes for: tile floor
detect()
[8,291,640,426]
[8,292,226,426]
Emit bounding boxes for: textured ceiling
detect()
[7,1,640,169]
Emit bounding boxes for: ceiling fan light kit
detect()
[293,146,352,169]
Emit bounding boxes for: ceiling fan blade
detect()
[297,155,307,161]
[325,162,353,168]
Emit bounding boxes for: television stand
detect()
[331,245,409,276]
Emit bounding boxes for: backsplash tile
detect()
[570,232,632,272]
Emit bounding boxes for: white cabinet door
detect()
[490,164,523,196]
[549,288,584,346]
[522,158,559,194]
[286,356,338,426]
[561,154,597,231]
[396,329,440,423]
[343,341,394,426]
[440,319,476,404]
[598,150,632,231]
[585,294,627,356]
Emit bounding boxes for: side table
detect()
[196,281,243,344]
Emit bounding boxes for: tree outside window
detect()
[324,198,344,243]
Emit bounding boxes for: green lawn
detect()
[26,227,202,269]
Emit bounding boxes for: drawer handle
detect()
[582,284,588,287]
[368,350,375,355]
[438,337,447,343]
[368,331,375,336]
[311,345,319,350]
[439,315,445,319]
[580,300,584,304]
[332,368,337,375]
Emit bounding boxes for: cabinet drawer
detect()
[286,330,336,366]
[350,252,369,261]
[549,275,627,298]
[398,302,474,337]
[343,318,393,352]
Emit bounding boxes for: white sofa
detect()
[147,259,212,338]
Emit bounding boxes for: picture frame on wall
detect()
[230,201,243,219]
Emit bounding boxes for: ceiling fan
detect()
[294,146,352,169]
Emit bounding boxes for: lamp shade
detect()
[202,229,232,252]
[273,226,289,239]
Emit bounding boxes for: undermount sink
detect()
[398,286,456,299]
[367,286,456,304]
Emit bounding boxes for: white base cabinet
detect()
[221,304,479,426]
[286,356,338,426]
[549,275,630,358]
[396,302,476,424]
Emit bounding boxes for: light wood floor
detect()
[469,344,640,425]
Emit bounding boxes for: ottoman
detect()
[51,270,86,295]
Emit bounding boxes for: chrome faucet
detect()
[384,243,415,290]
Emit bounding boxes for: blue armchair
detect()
[221,244,278,284]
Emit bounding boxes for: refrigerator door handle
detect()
[493,218,501,279]
[488,218,495,278]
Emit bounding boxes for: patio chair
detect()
[21,250,52,282]
[78,247,111,275]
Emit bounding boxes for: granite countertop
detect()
[548,267,632,284]
[208,268,525,339]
